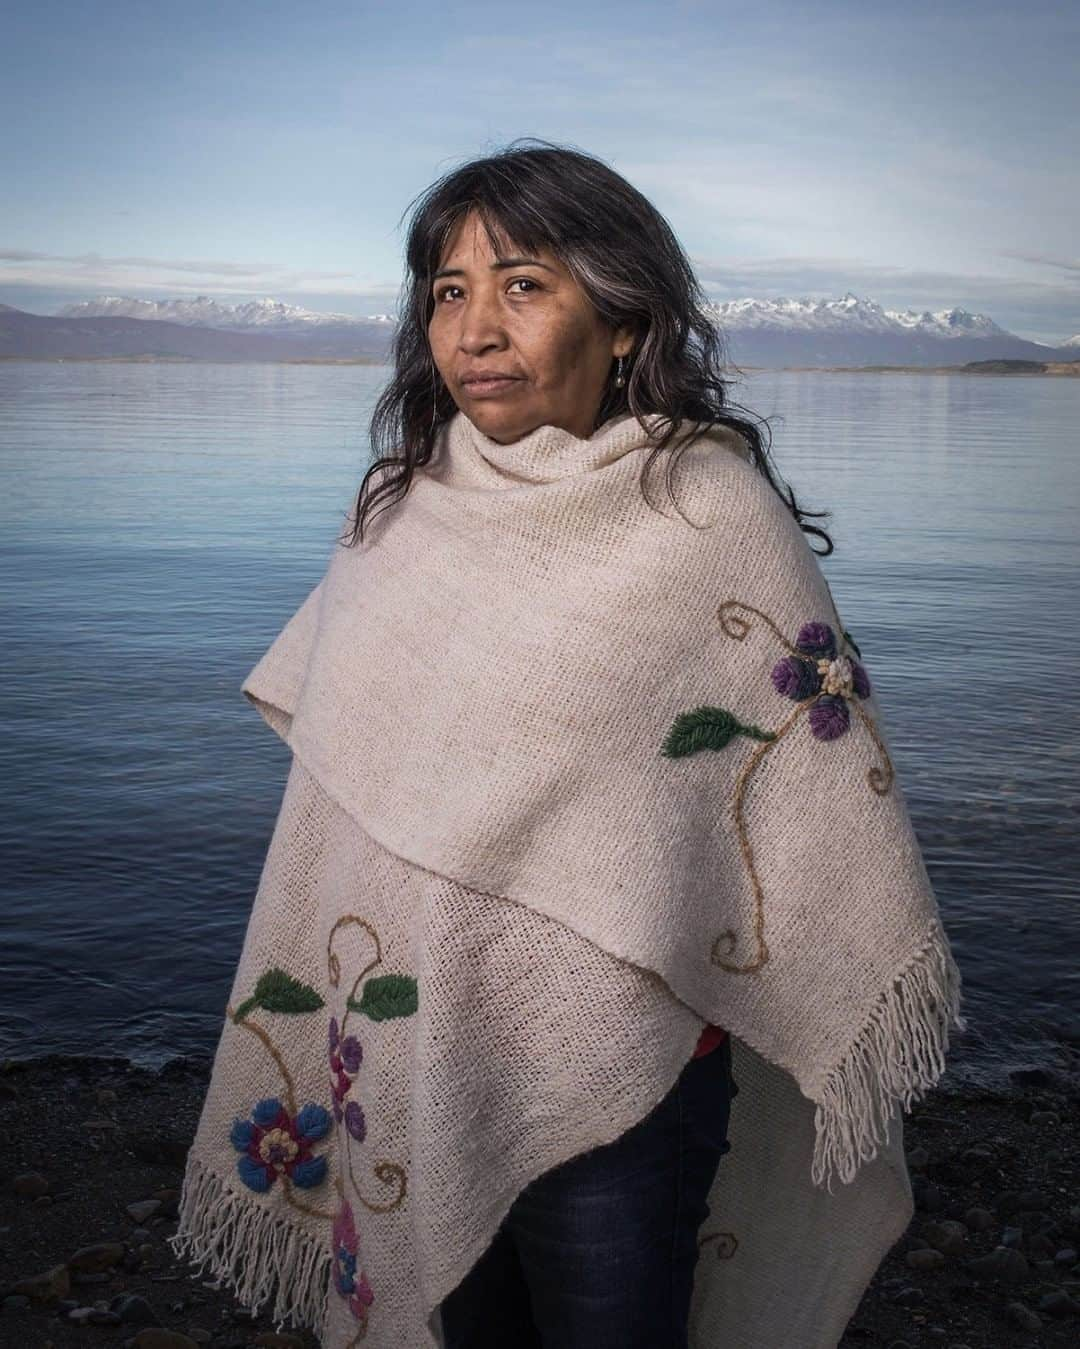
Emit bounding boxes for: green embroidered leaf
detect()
[842,628,862,659]
[348,974,419,1022]
[251,967,324,1014]
[661,705,776,758]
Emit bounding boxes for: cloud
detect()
[998,250,1080,276]
[0,247,375,295]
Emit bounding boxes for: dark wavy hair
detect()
[340,136,833,556]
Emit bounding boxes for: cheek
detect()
[528,318,593,376]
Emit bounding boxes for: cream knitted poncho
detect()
[168,407,966,1348]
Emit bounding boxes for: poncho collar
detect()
[443,407,672,486]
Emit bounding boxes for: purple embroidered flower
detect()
[332,1196,375,1322]
[328,1015,364,1124]
[770,621,871,740]
[229,1098,330,1193]
[343,1099,367,1142]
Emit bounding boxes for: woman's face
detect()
[427,209,635,443]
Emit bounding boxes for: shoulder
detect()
[653,422,798,544]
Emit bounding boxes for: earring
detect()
[614,355,626,388]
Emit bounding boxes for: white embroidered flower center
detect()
[259,1127,299,1169]
[817,654,854,698]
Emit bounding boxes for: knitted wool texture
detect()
[169,407,966,1347]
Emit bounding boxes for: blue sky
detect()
[3,0,1077,342]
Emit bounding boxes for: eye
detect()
[433,277,540,303]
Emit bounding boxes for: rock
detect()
[252,1335,310,1349]
[964,1206,995,1232]
[921,1219,968,1257]
[914,1180,943,1212]
[125,1199,162,1224]
[1028,1233,1056,1259]
[11,1171,50,1198]
[94,1087,119,1106]
[151,1187,180,1218]
[7,1264,71,1302]
[68,1242,125,1275]
[110,1293,160,1326]
[905,1146,929,1170]
[129,1227,152,1243]
[88,1308,123,1324]
[128,1331,201,1349]
[1029,1109,1061,1125]
[890,1286,925,1305]
[67,1305,98,1323]
[128,1131,191,1169]
[2,1294,32,1312]
[1004,1301,1042,1332]
[1001,1225,1023,1248]
[905,1248,946,1271]
[1037,1289,1080,1318]
[1017,1189,1050,1211]
[994,1190,1021,1217]
[1056,1247,1079,1265]
[967,1245,1029,1283]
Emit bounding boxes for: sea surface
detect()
[2,360,1078,1089]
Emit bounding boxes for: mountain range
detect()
[0,293,1076,367]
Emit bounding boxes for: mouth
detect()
[461,376,523,396]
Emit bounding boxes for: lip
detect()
[461,376,522,396]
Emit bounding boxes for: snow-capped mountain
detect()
[705,291,1009,341]
[56,295,396,331]
[1061,334,1080,347]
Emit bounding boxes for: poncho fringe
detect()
[167,1155,332,1338]
[812,921,965,1191]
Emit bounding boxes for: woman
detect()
[169,139,965,1349]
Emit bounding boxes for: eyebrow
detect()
[432,255,558,282]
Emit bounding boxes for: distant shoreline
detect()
[2,355,1078,375]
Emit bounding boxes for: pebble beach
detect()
[1,1050,1077,1348]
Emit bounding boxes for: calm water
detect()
[2,361,1078,1089]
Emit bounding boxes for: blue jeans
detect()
[439,1035,740,1349]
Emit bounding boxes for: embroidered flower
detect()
[770,621,871,741]
[328,1015,367,1139]
[229,1098,330,1192]
[332,1196,375,1321]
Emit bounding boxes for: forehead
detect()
[436,210,559,268]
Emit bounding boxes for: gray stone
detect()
[906,1248,946,1271]
[125,1199,162,1224]
[110,1293,160,1326]
[964,1206,995,1232]
[1005,1301,1042,1332]
[68,1241,125,1275]
[967,1245,1029,1283]
[1037,1289,1080,1318]
[922,1219,968,1257]
[7,1263,71,1303]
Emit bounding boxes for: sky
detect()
[2,0,1077,343]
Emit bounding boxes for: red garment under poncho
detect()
[692,1023,728,1058]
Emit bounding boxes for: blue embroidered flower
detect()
[770,621,871,741]
[229,1097,330,1192]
